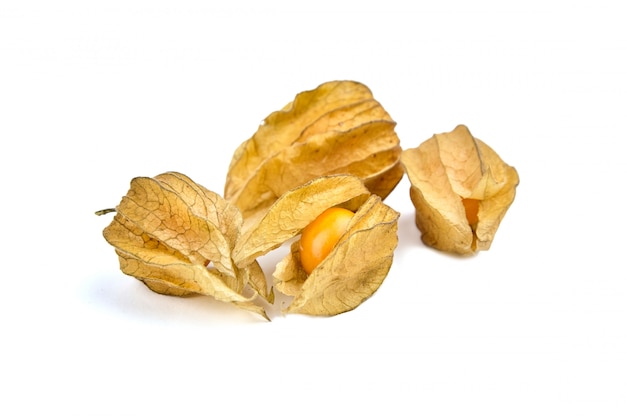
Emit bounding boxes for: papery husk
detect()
[224,80,403,221]
[102,172,270,320]
[401,125,519,254]
[273,194,400,316]
[232,175,371,268]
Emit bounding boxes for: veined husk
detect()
[102,172,271,320]
[233,175,371,268]
[233,174,400,316]
[224,80,403,221]
[401,125,519,255]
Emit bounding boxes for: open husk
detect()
[233,174,400,316]
[224,80,403,221]
[102,172,271,320]
[401,125,519,255]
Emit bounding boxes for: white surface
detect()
[2,1,625,416]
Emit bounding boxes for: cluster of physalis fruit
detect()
[97,81,519,320]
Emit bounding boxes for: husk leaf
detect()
[233,175,370,268]
[274,194,400,316]
[102,172,269,320]
[401,125,519,254]
[224,80,402,220]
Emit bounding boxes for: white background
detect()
[1,1,625,416]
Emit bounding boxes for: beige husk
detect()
[102,172,271,320]
[224,80,403,221]
[261,177,400,316]
[401,125,519,254]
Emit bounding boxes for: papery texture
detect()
[273,194,400,316]
[102,172,269,319]
[224,80,403,221]
[232,175,371,268]
[401,125,519,254]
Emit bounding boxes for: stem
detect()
[95,208,116,216]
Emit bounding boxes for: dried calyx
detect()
[224,80,403,223]
[101,172,272,319]
[233,175,400,316]
[401,124,519,255]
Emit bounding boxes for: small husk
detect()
[234,175,400,316]
[401,125,519,254]
[102,172,271,320]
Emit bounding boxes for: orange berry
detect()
[299,207,355,274]
[462,198,480,226]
